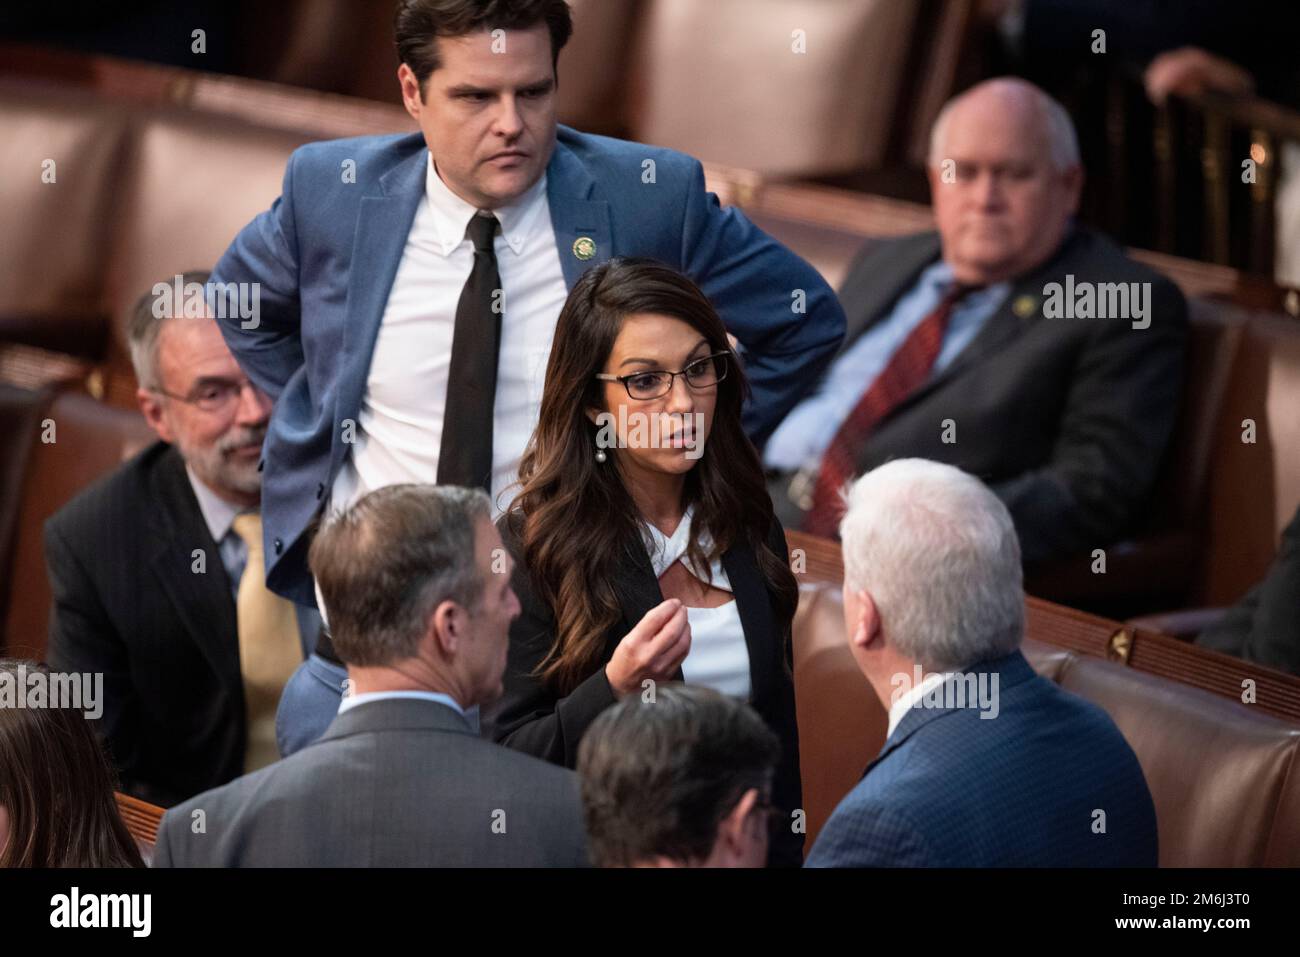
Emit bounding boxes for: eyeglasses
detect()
[595,351,730,400]
[150,378,260,413]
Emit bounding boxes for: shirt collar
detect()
[886,669,956,739]
[337,689,466,717]
[425,153,548,259]
[642,506,701,578]
[924,259,1011,305]
[640,507,731,593]
[185,464,242,544]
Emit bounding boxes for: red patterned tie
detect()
[803,284,974,538]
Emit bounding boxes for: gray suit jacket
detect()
[153,698,588,867]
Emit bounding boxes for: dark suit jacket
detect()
[154,697,588,867]
[483,514,805,867]
[1197,503,1300,675]
[833,227,1188,563]
[44,441,313,807]
[805,651,1158,867]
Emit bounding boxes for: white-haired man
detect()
[765,77,1188,566]
[806,459,1158,867]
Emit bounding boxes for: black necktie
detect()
[437,212,502,491]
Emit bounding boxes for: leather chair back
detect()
[627,0,918,177]
[2,393,153,660]
[1203,310,1300,603]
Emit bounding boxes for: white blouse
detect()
[641,507,752,700]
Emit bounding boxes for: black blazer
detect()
[44,441,311,807]
[485,513,804,866]
[835,227,1188,564]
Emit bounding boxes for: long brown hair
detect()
[0,660,144,867]
[511,258,798,695]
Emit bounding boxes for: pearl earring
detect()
[595,447,608,463]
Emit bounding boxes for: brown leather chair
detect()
[626,0,920,177]
[0,80,123,389]
[0,384,57,622]
[1,393,153,660]
[1201,310,1300,605]
[104,108,310,358]
[0,80,128,323]
[1022,299,1249,614]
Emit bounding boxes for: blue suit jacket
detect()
[210,126,844,604]
[805,651,1158,867]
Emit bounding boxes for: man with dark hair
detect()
[208,0,845,623]
[155,484,588,867]
[576,683,780,868]
[46,272,320,808]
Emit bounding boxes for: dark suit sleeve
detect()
[767,519,795,673]
[762,519,805,866]
[678,159,845,447]
[44,518,144,789]
[992,277,1188,563]
[209,147,305,401]
[1197,505,1300,674]
[484,524,618,768]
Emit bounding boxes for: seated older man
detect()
[766,78,1188,565]
[806,459,1158,867]
[154,485,588,867]
[577,684,780,868]
[46,272,321,807]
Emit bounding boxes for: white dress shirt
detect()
[886,669,956,739]
[337,688,479,733]
[330,154,568,517]
[643,507,752,700]
[337,689,465,716]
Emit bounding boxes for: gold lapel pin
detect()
[572,236,596,261]
[1012,294,1038,319]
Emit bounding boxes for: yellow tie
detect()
[230,512,302,773]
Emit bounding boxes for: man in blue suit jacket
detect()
[806,459,1158,867]
[208,1,844,610]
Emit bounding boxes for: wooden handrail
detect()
[114,791,163,846]
[787,531,1300,722]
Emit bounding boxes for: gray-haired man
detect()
[46,272,320,807]
[806,459,1157,867]
[766,77,1187,566]
[155,484,588,867]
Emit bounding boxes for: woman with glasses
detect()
[486,257,803,866]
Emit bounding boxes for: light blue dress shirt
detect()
[764,262,1009,471]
